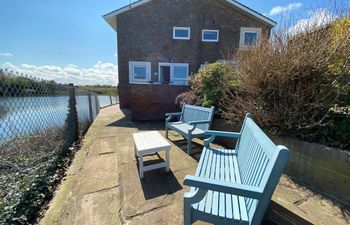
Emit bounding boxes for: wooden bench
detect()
[165,104,215,154]
[183,113,290,225]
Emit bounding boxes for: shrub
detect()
[175,91,203,108]
[222,13,350,148]
[189,62,234,112]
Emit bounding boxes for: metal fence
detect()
[0,69,108,224]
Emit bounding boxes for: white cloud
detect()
[268,2,303,16]
[0,52,13,57]
[0,61,118,86]
[288,8,337,35]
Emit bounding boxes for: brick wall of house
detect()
[116,0,272,118]
[131,84,189,121]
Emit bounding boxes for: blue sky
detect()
[0,0,347,85]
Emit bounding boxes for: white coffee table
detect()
[133,131,171,178]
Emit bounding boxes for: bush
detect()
[176,11,350,149]
[175,91,203,107]
[176,62,234,112]
[222,14,350,148]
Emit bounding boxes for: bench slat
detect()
[204,149,217,214]
[198,148,214,211]
[212,150,220,216]
[233,155,249,222]
[244,142,262,184]
[193,147,211,209]
[227,149,241,221]
[219,150,226,218]
[224,149,233,219]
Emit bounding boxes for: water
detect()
[99,95,118,108]
[0,95,117,144]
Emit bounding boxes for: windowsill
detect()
[173,38,190,40]
[130,81,189,86]
[130,81,150,84]
[202,40,219,42]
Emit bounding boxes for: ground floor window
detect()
[158,63,189,85]
[129,61,151,84]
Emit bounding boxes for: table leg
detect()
[139,154,144,178]
[166,149,170,172]
[134,143,137,157]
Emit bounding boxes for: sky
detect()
[0,0,348,85]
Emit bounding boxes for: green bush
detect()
[176,62,234,112]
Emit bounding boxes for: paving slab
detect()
[40,105,350,225]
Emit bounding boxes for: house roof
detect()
[103,0,276,31]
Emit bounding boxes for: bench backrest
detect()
[236,114,289,225]
[181,104,215,131]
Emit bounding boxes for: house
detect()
[103,0,275,121]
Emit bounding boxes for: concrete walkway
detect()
[40,105,201,225]
[40,105,350,225]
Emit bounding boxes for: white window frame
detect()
[128,61,151,84]
[239,27,262,49]
[173,27,191,40]
[158,62,189,85]
[202,29,220,42]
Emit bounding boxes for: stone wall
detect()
[130,84,189,121]
[211,118,350,206]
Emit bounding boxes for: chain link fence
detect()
[0,69,103,224]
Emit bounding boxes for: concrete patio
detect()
[40,105,350,225]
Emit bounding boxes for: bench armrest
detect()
[187,120,211,133]
[165,112,182,122]
[204,130,241,147]
[188,120,211,125]
[205,130,241,138]
[184,175,263,199]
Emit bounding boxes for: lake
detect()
[0,95,117,144]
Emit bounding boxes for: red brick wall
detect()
[131,84,189,121]
[116,0,272,110]
[118,84,131,109]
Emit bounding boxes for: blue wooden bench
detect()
[165,104,215,154]
[183,113,290,225]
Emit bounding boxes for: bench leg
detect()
[184,189,207,225]
[184,199,191,225]
[165,125,169,138]
[187,138,192,155]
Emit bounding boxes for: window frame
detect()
[128,61,151,84]
[202,29,220,42]
[239,27,262,49]
[158,62,189,85]
[173,27,191,40]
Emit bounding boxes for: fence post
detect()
[88,92,93,123]
[95,94,100,115]
[109,94,113,105]
[65,83,78,146]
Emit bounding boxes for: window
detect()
[202,29,219,42]
[173,65,188,80]
[129,61,151,84]
[158,63,189,85]
[173,27,191,40]
[239,27,262,48]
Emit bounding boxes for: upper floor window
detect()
[202,29,219,42]
[129,61,151,84]
[239,27,262,48]
[173,27,191,40]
